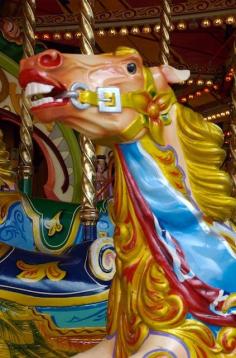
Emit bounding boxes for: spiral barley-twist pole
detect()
[19,0,36,195]
[229,45,236,198]
[160,0,172,65]
[79,0,98,232]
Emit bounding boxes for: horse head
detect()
[19,47,189,144]
[19,47,235,222]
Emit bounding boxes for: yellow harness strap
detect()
[79,89,152,115]
[76,65,177,126]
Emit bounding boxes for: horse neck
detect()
[112,134,189,218]
[107,135,186,357]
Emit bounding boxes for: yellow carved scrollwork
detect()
[0,130,16,188]
[0,300,73,357]
[16,260,66,282]
[107,151,186,357]
[158,318,236,357]
[105,141,236,357]
[44,211,63,237]
[0,243,11,258]
[148,353,172,358]
[9,82,21,114]
[216,326,236,355]
[0,193,21,225]
[0,68,21,115]
[141,136,187,196]
[0,339,11,358]
[0,68,9,102]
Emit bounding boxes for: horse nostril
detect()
[38,50,62,68]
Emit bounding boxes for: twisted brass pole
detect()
[229,117,236,195]
[79,0,98,230]
[19,0,36,195]
[160,0,172,65]
[229,46,236,197]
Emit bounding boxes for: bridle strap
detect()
[63,82,152,114]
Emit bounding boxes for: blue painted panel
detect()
[36,301,108,328]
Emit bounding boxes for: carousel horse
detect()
[0,194,114,355]
[0,119,114,354]
[19,47,236,357]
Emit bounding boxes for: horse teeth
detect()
[25,82,54,97]
[31,97,54,108]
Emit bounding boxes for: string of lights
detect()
[34,15,235,41]
[34,15,235,125]
[204,110,231,121]
[179,68,234,103]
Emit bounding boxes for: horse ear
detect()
[150,65,190,93]
[160,65,190,83]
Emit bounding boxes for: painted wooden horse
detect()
[0,127,114,355]
[19,47,236,357]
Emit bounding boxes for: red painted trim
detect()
[33,133,59,201]
[0,108,69,196]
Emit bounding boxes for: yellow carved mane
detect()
[113,46,236,222]
[114,47,236,221]
[143,58,236,222]
[175,104,236,221]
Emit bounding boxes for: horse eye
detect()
[127,63,137,74]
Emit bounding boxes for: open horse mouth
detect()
[20,70,69,111]
[25,82,69,110]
